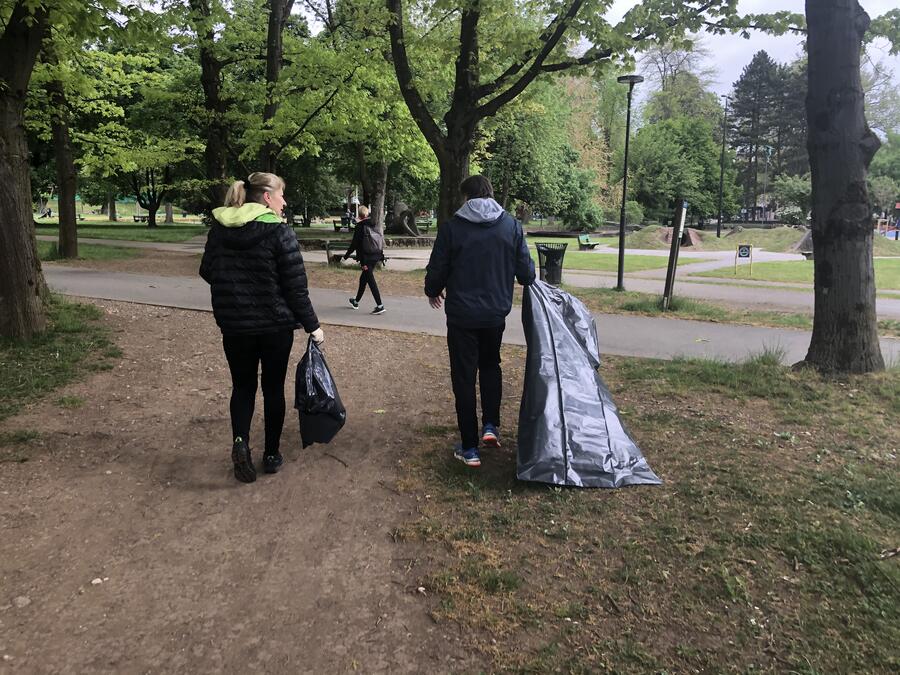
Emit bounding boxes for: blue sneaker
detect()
[453,446,481,467]
[481,423,500,448]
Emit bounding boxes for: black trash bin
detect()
[535,243,567,285]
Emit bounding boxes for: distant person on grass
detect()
[343,204,386,315]
[200,172,324,484]
[425,175,535,468]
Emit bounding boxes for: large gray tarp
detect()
[517,280,662,488]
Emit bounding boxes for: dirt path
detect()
[0,300,482,673]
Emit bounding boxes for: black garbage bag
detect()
[294,338,346,448]
[517,280,661,488]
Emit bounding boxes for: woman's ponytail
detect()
[222,172,285,207]
[224,180,247,207]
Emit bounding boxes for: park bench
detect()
[578,233,600,250]
[133,215,148,223]
[415,217,432,234]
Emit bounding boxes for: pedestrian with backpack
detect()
[200,172,324,484]
[425,175,535,468]
[343,205,386,315]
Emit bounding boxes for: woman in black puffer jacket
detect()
[343,205,386,314]
[200,172,324,483]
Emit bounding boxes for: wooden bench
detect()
[415,218,432,234]
[133,215,148,223]
[578,233,600,250]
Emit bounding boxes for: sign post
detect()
[734,243,753,275]
[662,199,688,311]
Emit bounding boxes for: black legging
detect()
[222,330,294,453]
[355,263,382,306]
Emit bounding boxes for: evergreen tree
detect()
[765,61,809,178]
[729,51,778,214]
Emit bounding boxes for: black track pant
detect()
[222,330,294,453]
[355,265,383,306]
[447,322,504,450]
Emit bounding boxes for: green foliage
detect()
[773,173,811,223]
[628,116,737,221]
[871,132,900,183]
[625,199,644,225]
[870,175,898,216]
[645,71,721,127]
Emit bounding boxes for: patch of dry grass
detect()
[399,351,900,672]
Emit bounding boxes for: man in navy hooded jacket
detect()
[425,175,535,467]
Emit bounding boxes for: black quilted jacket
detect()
[200,221,320,335]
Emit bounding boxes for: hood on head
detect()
[455,197,505,225]
[212,203,281,227]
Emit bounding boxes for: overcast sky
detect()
[608,0,899,94]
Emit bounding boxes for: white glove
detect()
[310,327,325,345]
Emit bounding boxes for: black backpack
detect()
[360,222,384,256]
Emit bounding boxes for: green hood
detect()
[212,203,282,227]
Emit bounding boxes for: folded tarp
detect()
[517,280,662,488]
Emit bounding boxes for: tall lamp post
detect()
[615,74,643,292]
[716,94,731,238]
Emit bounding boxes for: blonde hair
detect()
[224,172,286,207]
[357,205,370,218]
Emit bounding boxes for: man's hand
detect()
[428,292,445,310]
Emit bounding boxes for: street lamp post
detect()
[761,145,772,222]
[615,74,643,292]
[716,95,731,238]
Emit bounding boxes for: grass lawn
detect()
[0,297,120,425]
[874,235,900,256]
[34,222,206,243]
[530,249,702,273]
[402,352,900,672]
[37,241,139,261]
[694,258,900,290]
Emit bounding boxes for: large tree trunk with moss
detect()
[801,0,884,374]
[48,78,78,259]
[0,3,49,339]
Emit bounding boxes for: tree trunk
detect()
[48,78,78,259]
[435,116,477,224]
[164,201,174,223]
[108,193,117,221]
[500,174,510,210]
[147,204,159,228]
[260,0,294,172]
[189,0,229,209]
[801,0,883,374]
[0,2,49,339]
[371,161,388,229]
[356,143,373,206]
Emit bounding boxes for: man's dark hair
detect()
[460,175,494,200]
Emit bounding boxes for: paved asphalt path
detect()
[44,266,899,365]
[40,236,900,317]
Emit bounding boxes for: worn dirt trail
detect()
[0,300,480,673]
